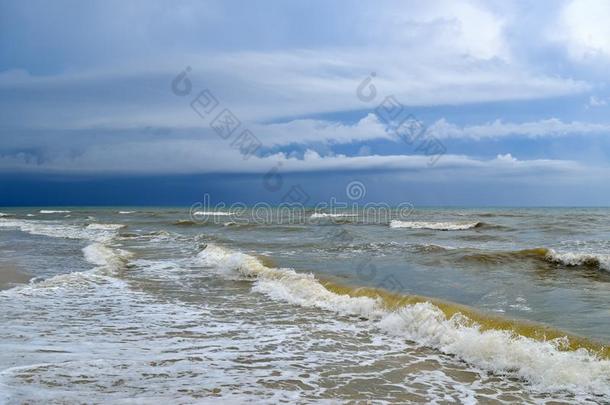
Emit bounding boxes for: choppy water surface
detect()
[0,207,609,404]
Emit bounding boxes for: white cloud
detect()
[364,0,509,60]
[553,0,610,62]
[0,0,605,183]
[0,50,590,131]
[0,134,583,176]
[495,153,518,164]
[587,95,607,108]
[251,113,391,146]
[428,117,610,139]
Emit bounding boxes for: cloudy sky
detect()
[1,0,610,206]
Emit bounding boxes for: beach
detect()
[0,207,608,403]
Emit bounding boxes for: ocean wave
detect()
[310,213,358,219]
[390,220,482,230]
[0,212,11,217]
[39,210,71,214]
[222,221,257,228]
[82,243,131,273]
[173,220,198,226]
[195,243,610,397]
[192,211,233,216]
[172,219,250,227]
[118,230,175,242]
[456,233,506,242]
[118,211,135,214]
[196,244,383,315]
[545,249,610,271]
[460,247,610,272]
[3,243,130,293]
[0,219,123,243]
[86,223,126,231]
[378,303,609,394]
[474,212,528,218]
[412,243,456,253]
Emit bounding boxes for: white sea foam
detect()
[0,212,10,217]
[0,254,408,404]
[378,304,609,395]
[196,244,382,317]
[83,243,127,269]
[3,243,130,294]
[310,213,358,219]
[82,243,130,270]
[195,243,610,397]
[86,223,126,231]
[118,211,135,214]
[0,219,122,243]
[39,210,71,214]
[390,220,480,230]
[192,211,233,216]
[545,249,610,271]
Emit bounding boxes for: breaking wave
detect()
[310,213,358,219]
[545,249,610,271]
[173,220,198,226]
[86,223,126,231]
[390,220,483,230]
[39,210,71,214]
[1,218,129,241]
[192,211,233,216]
[12,244,130,292]
[0,216,130,292]
[460,247,610,272]
[0,219,123,242]
[222,221,258,228]
[195,243,610,398]
[82,243,131,275]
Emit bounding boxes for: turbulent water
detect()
[0,207,609,404]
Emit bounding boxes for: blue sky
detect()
[1,0,610,206]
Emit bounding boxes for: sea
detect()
[0,207,608,404]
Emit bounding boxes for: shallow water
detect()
[0,263,30,290]
[0,207,609,403]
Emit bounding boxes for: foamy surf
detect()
[310,213,358,219]
[3,243,130,294]
[39,210,71,214]
[196,244,383,316]
[458,247,610,272]
[196,243,610,398]
[390,220,482,230]
[0,219,123,243]
[546,249,610,271]
[192,211,233,216]
[85,223,126,231]
[82,243,131,271]
[378,304,609,394]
